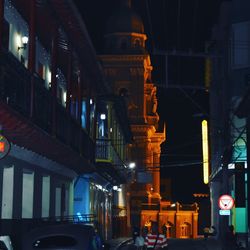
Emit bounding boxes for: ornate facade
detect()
[99,0,199,238]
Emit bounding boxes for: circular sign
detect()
[0,134,11,159]
[218,194,234,210]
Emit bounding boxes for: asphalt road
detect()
[119,238,223,250]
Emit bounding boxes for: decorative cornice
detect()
[99,54,149,63]
[104,32,147,40]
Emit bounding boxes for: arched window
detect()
[134,38,141,48]
[119,88,129,97]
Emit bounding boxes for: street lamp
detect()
[18,35,28,51]
[128,162,136,169]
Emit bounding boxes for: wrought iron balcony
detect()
[0,51,95,171]
[95,138,121,164]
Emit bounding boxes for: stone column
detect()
[192,212,198,238]
[152,146,161,195]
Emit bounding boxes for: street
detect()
[118,238,223,250]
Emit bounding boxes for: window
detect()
[22,169,34,218]
[38,62,45,79]
[232,21,250,68]
[81,100,87,129]
[134,38,141,48]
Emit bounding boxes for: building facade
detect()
[208,0,249,244]
[98,0,199,238]
[0,0,131,246]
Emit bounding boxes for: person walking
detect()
[144,222,168,249]
[134,228,145,250]
[224,225,238,250]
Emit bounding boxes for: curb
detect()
[113,238,133,250]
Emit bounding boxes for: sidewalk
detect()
[106,237,133,250]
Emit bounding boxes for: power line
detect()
[191,0,198,50]
[145,0,155,52]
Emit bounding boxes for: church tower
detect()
[99,0,165,229]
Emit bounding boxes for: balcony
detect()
[95,138,121,164]
[0,51,95,173]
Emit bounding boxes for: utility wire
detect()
[145,0,155,51]
[191,0,198,50]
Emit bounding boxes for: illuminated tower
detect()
[99,0,165,228]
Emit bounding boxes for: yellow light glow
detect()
[202,120,209,184]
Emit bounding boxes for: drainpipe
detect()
[28,0,36,118]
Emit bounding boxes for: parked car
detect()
[22,223,99,250]
[0,235,13,250]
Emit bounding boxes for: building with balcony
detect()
[0,0,123,247]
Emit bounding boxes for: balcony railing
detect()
[95,138,121,165]
[0,51,94,163]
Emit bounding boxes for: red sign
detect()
[0,142,5,152]
[0,134,10,159]
[218,194,234,210]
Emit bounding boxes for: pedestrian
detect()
[144,221,168,249]
[134,228,145,250]
[224,225,238,250]
[133,226,140,244]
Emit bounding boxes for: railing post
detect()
[51,26,58,136]
[66,49,72,114]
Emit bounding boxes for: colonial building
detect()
[0,0,131,246]
[99,0,199,238]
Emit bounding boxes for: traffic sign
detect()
[219,209,230,216]
[218,194,234,210]
[0,134,11,159]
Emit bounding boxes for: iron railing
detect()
[0,51,95,162]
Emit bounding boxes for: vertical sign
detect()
[202,120,209,184]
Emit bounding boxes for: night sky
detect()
[73,0,225,203]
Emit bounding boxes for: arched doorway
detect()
[163,221,174,238]
[180,222,191,238]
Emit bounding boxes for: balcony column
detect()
[86,83,91,134]
[77,68,83,125]
[0,0,4,51]
[28,0,36,118]
[78,68,83,156]
[66,49,72,113]
[51,27,58,135]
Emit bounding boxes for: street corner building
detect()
[0,0,133,247]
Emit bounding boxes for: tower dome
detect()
[104,0,147,54]
[105,0,144,34]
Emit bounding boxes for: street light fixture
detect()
[128,162,136,169]
[18,35,28,51]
